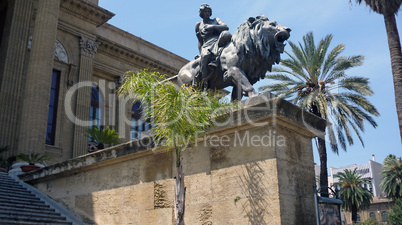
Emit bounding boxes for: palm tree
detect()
[335,168,373,223]
[380,154,402,200]
[383,153,397,165]
[260,32,379,193]
[350,0,402,142]
[118,69,234,225]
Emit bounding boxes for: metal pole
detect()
[313,184,320,225]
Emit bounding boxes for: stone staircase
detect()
[0,172,82,225]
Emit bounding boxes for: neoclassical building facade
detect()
[0,0,188,163]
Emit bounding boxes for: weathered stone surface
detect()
[154,181,173,208]
[20,94,325,225]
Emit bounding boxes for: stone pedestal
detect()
[20,92,325,225]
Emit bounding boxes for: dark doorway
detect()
[0,0,8,47]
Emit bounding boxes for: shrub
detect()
[388,198,402,225]
[361,218,380,225]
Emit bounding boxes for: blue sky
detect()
[98,0,401,169]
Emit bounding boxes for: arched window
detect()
[356,214,361,222]
[381,211,387,222]
[90,85,102,129]
[131,101,151,140]
[369,212,376,218]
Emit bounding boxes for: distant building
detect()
[329,155,384,197]
[325,155,395,224]
[342,197,394,224]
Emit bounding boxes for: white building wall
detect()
[369,160,384,197]
[329,159,383,197]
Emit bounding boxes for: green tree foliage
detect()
[0,146,9,154]
[335,168,373,223]
[118,69,235,225]
[0,146,14,170]
[85,126,120,146]
[388,198,402,225]
[384,154,397,166]
[361,217,380,225]
[118,69,233,155]
[260,31,379,191]
[380,154,402,200]
[16,152,50,165]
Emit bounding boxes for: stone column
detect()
[0,0,34,156]
[72,36,99,157]
[17,0,60,154]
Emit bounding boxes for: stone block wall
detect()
[20,94,325,225]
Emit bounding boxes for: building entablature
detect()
[96,24,188,75]
[97,36,183,77]
[60,0,114,27]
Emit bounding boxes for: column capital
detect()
[79,36,100,59]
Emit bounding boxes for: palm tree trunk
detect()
[318,137,329,197]
[174,154,186,225]
[351,204,358,223]
[383,10,402,143]
[311,105,329,197]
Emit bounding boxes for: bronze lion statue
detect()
[177,15,291,101]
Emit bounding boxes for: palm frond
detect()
[279,55,310,81]
[327,124,339,154]
[335,168,373,211]
[380,156,402,200]
[118,69,236,156]
[261,32,378,161]
[322,43,345,77]
[339,76,374,96]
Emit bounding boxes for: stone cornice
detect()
[60,0,115,27]
[97,36,184,76]
[58,20,95,39]
[102,24,188,64]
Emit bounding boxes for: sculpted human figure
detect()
[178,13,291,101]
[195,4,230,86]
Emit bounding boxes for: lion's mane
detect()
[232,15,271,60]
[231,15,272,83]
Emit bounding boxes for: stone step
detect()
[0,175,17,182]
[0,188,36,198]
[0,220,65,225]
[0,183,28,191]
[0,191,39,201]
[0,185,32,194]
[0,214,72,225]
[0,202,53,212]
[0,210,65,220]
[0,172,10,177]
[0,181,22,187]
[0,197,48,208]
[0,172,80,225]
[0,205,58,215]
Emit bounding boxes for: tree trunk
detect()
[311,105,329,197]
[383,10,402,143]
[318,137,329,197]
[174,157,186,225]
[351,204,358,223]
